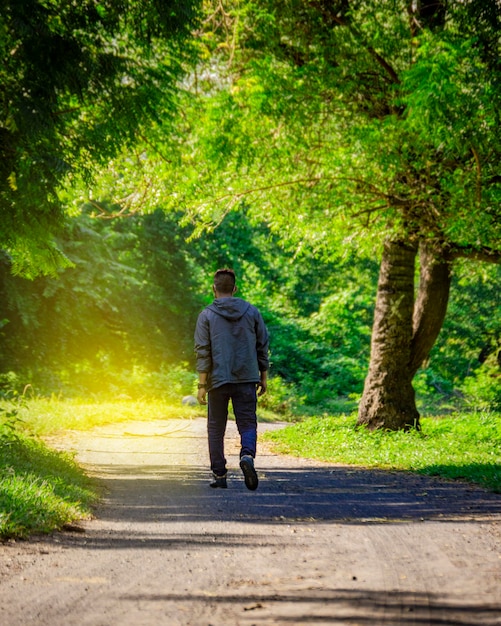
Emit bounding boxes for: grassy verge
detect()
[0,430,99,539]
[262,411,501,492]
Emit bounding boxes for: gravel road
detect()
[1,417,500,625]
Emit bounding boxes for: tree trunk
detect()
[357,239,420,431]
[409,243,452,376]
[357,240,453,431]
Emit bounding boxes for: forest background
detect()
[1,204,499,415]
[0,0,500,420]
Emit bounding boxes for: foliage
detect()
[163,0,501,428]
[0,0,202,276]
[264,411,501,492]
[1,0,499,415]
[461,352,501,412]
[0,208,205,395]
[426,261,501,410]
[0,205,376,404]
[0,373,26,440]
[172,0,501,261]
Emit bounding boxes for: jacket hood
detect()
[208,297,251,321]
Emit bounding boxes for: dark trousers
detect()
[207,382,258,476]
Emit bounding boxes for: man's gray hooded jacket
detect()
[194,297,269,391]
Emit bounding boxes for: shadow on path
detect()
[87,463,501,529]
[121,587,501,626]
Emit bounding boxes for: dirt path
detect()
[1,417,501,625]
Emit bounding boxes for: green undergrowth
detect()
[0,430,99,539]
[263,411,501,492]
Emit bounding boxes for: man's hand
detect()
[197,387,207,405]
[257,371,267,397]
[197,375,208,405]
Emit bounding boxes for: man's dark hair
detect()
[214,268,236,294]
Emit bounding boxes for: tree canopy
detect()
[0,0,201,276]
[173,0,501,258]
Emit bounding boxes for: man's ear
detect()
[212,285,217,296]
[233,285,237,294]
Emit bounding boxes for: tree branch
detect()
[447,245,501,264]
[206,175,408,207]
[326,13,401,84]
[364,45,401,84]
[202,176,325,206]
[351,203,389,218]
[138,134,172,164]
[410,242,452,376]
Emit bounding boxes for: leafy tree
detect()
[165,0,500,429]
[0,0,201,276]
[0,207,205,394]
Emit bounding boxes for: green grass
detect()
[15,397,206,436]
[0,431,99,539]
[263,411,501,492]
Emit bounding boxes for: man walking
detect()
[194,268,269,490]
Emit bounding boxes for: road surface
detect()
[1,417,500,625]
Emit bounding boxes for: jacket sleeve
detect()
[255,311,270,372]
[194,311,212,373]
